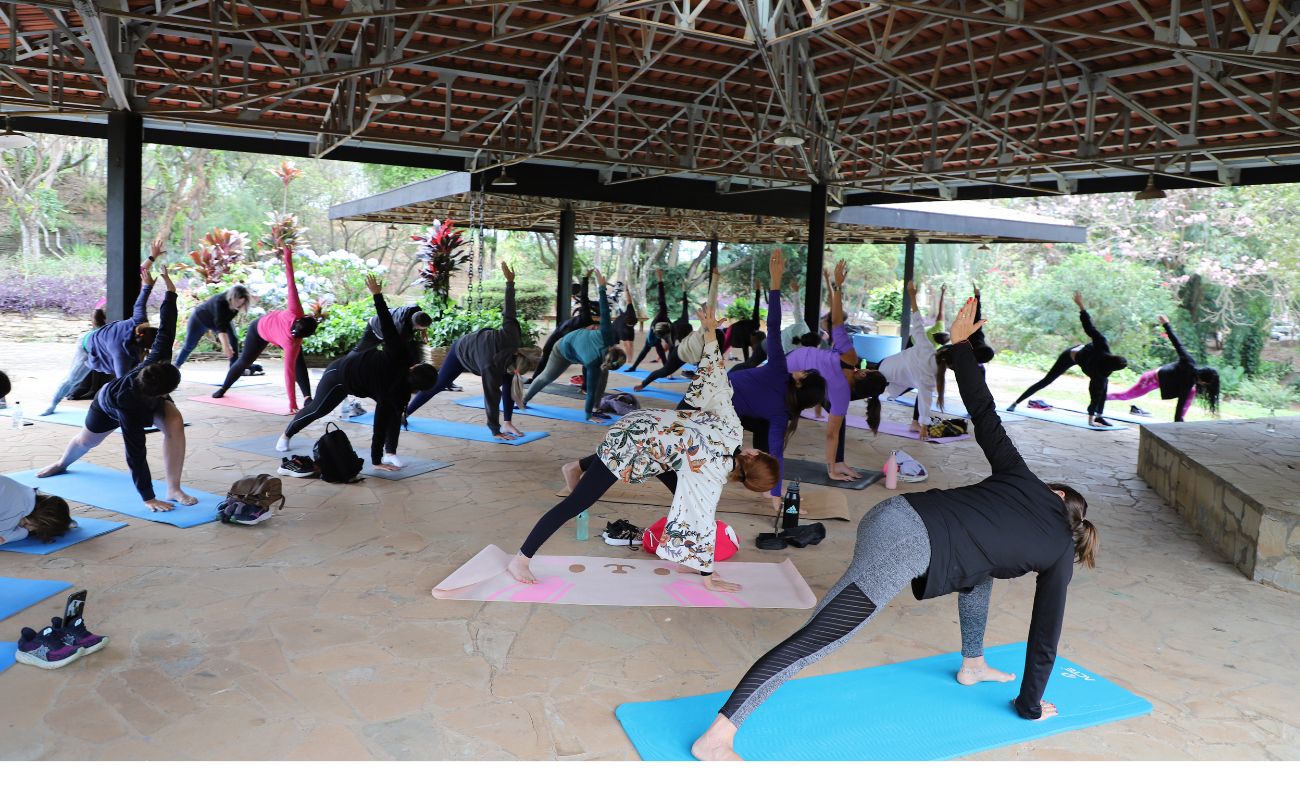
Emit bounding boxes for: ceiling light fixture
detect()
[493,167,518,188]
[773,129,805,148]
[366,82,407,104]
[1134,175,1166,200]
[977,240,991,251]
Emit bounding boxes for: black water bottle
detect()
[781,481,801,530]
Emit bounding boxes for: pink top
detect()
[254,248,306,408]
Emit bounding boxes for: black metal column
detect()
[804,182,827,331]
[555,204,576,324]
[899,235,917,345]
[708,239,719,307]
[105,111,144,322]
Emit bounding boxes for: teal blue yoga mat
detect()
[616,642,1152,761]
[0,407,87,427]
[5,466,220,528]
[0,518,127,555]
[618,368,688,383]
[348,412,548,445]
[456,396,617,426]
[1005,407,1130,431]
[632,385,686,403]
[0,576,72,623]
[0,641,15,674]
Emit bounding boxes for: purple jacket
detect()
[86,286,153,378]
[729,290,791,497]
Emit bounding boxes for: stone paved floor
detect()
[1,340,1297,760]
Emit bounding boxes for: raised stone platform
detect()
[1138,417,1300,592]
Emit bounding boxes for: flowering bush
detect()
[187,228,249,284]
[413,219,472,301]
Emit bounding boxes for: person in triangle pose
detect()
[692,299,1100,760]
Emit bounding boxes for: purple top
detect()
[729,290,788,496]
[786,323,853,416]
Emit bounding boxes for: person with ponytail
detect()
[873,280,946,438]
[1106,314,1219,422]
[692,298,1098,760]
[509,303,779,592]
[42,307,111,416]
[523,268,625,420]
[212,245,318,412]
[1007,291,1127,427]
[530,271,595,383]
[628,270,672,371]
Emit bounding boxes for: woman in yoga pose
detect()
[522,269,625,420]
[212,246,318,412]
[405,261,533,439]
[350,299,431,355]
[1106,314,1220,422]
[276,275,438,470]
[37,266,198,512]
[869,280,946,437]
[1007,291,1127,427]
[173,284,252,368]
[725,281,764,364]
[614,291,639,366]
[0,476,72,546]
[628,271,674,371]
[509,305,779,592]
[42,308,108,416]
[531,272,594,383]
[691,298,1099,759]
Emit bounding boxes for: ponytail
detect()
[1048,482,1098,569]
[866,395,881,434]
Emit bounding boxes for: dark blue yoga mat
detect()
[346,412,548,445]
[616,642,1152,761]
[0,641,15,674]
[0,518,128,555]
[0,576,72,623]
[6,465,220,528]
[618,368,688,383]
[456,396,617,426]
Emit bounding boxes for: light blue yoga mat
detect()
[5,465,220,528]
[616,642,1152,761]
[0,407,87,427]
[618,368,688,383]
[0,641,16,674]
[455,396,617,426]
[632,385,687,403]
[0,576,72,623]
[346,412,548,445]
[1004,407,1130,431]
[0,518,128,555]
[1036,400,1154,426]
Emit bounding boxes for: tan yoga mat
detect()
[432,544,816,609]
[555,481,851,521]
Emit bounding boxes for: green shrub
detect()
[1207,358,1246,397]
[867,286,903,321]
[725,296,764,323]
[1235,377,1299,413]
[469,279,552,322]
[301,298,373,360]
[424,299,539,348]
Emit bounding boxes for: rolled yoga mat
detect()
[616,642,1153,761]
[346,412,548,446]
[186,393,294,415]
[782,458,884,490]
[5,465,221,528]
[0,576,73,622]
[799,410,972,444]
[1004,406,1131,430]
[219,434,452,481]
[556,481,851,521]
[432,544,816,609]
[456,395,618,426]
[0,518,128,555]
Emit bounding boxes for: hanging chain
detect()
[474,188,486,311]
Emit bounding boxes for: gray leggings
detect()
[718,496,994,726]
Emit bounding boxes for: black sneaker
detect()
[602,519,641,549]
[589,411,612,421]
[681,371,699,380]
[781,523,827,548]
[1130,405,1152,417]
[277,455,318,478]
[1090,416,1114,428]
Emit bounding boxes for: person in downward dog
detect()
[509,304,779,592]
[275,274,438,472]
[691,298,1099,760]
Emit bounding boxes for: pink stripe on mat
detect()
[799,410,971,444]
[433,545,815,609]
[187,393,295,416]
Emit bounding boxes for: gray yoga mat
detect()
[219,434,452,481]
[783,458,884,490]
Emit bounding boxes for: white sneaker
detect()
[275,435,292,453]
[381,453,404,468]
[893,449,928,483]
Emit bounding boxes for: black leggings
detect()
[217,322,311,398]
[629,336,668,371]
[640,350,684,388]
[533,318,582,380]
[1013,347,1109,415]
[518,455,677,558]
[174,314,239,367]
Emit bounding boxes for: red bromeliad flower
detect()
[270,161,303,188]
[258,212,308,258]
[188,227,250,284]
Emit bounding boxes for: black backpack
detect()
[313,422,364,483]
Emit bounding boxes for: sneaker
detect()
[602,519,640,547]
[893,449,928,483]
[15,626,83,669]
[1090,416,1114,428]
[278,455,318,478]
[248,363,265,376]
[1130,405,1152,417]
[569,375,585,386]
[681,370,699,380]
[52,616,107,656]
[1027,399,1052,410]
[589,411,611,421]
[229,504,272,525]
[346,400,366,417]
[780,522,827,548]
[447,383,464,392]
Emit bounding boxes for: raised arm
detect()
[948,299,1026,475]
[764,251,786,371]
[144,267,178,366]
[366,275,410,366]
[751,281,762,323]
[594,269,612,341]
[655,270,668,321]
[284,247,304,318]
[1159,314,1193,364]
[905,280,931,348]
[501,261,520,339]
[132,239,164,324]
[1013,547,1073,719]
[683,306,732,414]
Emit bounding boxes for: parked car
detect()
[1270,324,1296,341]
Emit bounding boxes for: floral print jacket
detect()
[597,339,741,572]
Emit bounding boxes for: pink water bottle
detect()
[883,451,899,490]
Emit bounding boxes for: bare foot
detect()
[908,420,922,433]
[165,489,198,506]
[35,463,67,478]
[704,573,742,593]
[956,656,1016,686]
[691,715,743,761]
[561,461,583,492]
[502,422,524,438]
[145,498,175,512]
[506,553,538,584]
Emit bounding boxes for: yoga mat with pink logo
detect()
[432,545,816,609]
[800,410,971,444]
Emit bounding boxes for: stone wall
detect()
[1138,419,1300,593]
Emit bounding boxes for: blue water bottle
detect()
[576,510,589,541]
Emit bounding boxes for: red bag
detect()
[642,517,739,562]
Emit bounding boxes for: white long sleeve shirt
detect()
[0,476,36,545]
[879,313,940,424]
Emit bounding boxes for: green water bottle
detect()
[576,510,589,541]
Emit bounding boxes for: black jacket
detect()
[452,281,520,434]
[904,342,1074,720]
[365,303,424,344]
[191,292,239,331]
[339,294,414,463]
[1157,322,1198,402]
[1072,309,1114,378]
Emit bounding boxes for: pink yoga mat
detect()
[433,545,816,609]
[187,393,294,416]
[799,410,971,444]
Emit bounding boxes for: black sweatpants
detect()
[629,335,668,371]
[217,322,312,399]
[1012,347,1108,415]
[518,454,677,558]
